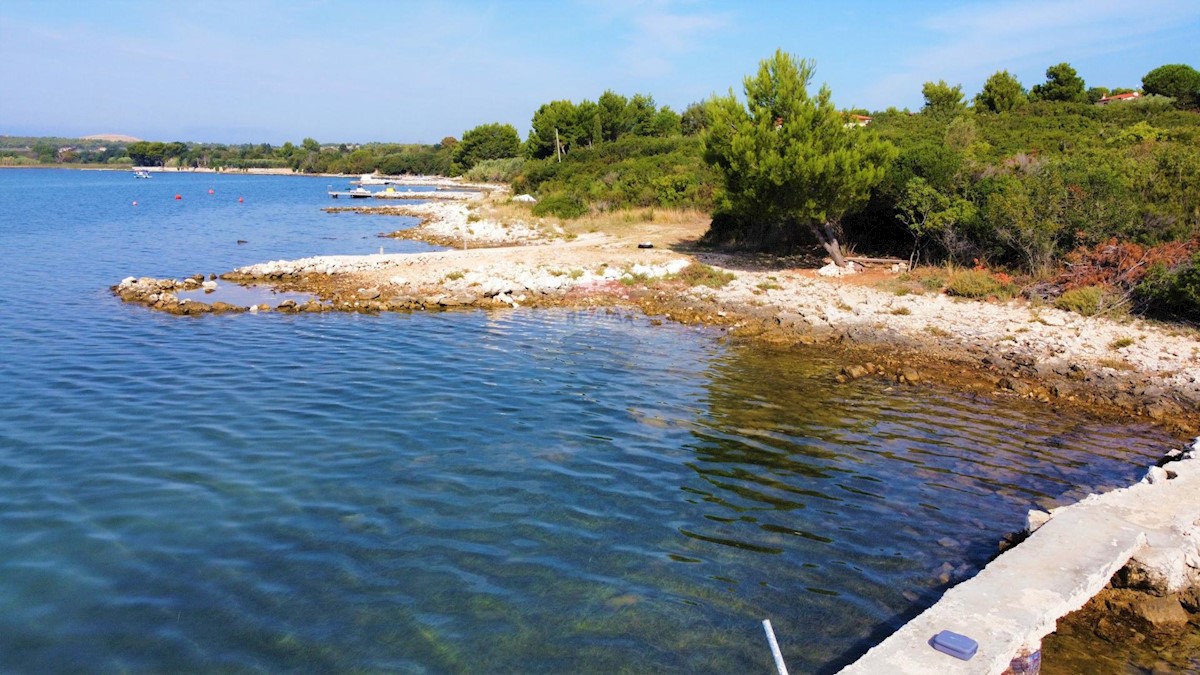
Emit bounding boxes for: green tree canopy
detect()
[975,70,1027,112]
[680,101,710,135]
[1142,64,1200,109]
[623,94,658,137]
[1086,86,1110,104]
[527,100,580,159]
[703,49,897,265]
[453,122,521,172]
[1030,62,1086,102]
[650,106,682,137]
[896,176,977,264]
[575,99,601,148]
[127,140,166,166]
[921,80,967,117]
[598,90,629,142]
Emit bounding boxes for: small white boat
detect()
[328,187,374,198]
[133,170,152,179]
[355,173,389,186]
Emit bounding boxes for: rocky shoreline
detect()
[112,185,1200,436]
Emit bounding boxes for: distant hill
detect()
[84,134,141,142]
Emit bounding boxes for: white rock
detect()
[659,260,683,274]
[817,262,857,277]
[1145,465,1170,484]
[1026,509,1052,532]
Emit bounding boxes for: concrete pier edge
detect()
[836,437,1200,675]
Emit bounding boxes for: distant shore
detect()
[113,185,1200,437]
[0,164,352,178]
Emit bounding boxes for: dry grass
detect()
[477,199,553,233]
[906,265,950,290]
[873,265,949,296]
[873,277,920,296]
[475,199,709,246]
[1097,357,1137,371]
[1108,336,1136,350]
[565,207,709,240]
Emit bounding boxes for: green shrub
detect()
[946,269,1014,299]
[673,263,735,288]
[514,135,714,214]
[920,276,946,291]
[1054,285,1105,316]
[532,193,588,219]
[463,157,525,183]
[1136,254,1200,320]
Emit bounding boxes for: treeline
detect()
[0,136,130,165]
[843,63,1200,318]
[1,136,457,175]
[123,138,457,174]
[498,92,713,216]
[483,60,1200,318]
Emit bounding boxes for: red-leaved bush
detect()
[1057,238,1196,293]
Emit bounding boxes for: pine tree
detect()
[703,50,897,265]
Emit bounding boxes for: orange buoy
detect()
[208,189,214,194]
[238,197,244,203]
[175,194,182,200]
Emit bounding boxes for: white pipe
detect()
[762,619,789,675]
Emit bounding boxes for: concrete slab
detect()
[836,452,1200,675]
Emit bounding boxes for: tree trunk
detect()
[809,219,847,267]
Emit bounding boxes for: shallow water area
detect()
[1043,609,1200,674]
[0,168,1185,673]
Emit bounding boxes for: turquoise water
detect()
[0,169,1177,673]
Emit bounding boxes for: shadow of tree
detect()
[666,240,830,273]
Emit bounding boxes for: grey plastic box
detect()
[930,630,978,660]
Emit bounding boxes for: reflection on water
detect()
[0,169,1180,673]
[664,343,1172,672]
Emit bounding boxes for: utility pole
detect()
[554,128,561,163]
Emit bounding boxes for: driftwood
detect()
[846,256,907,266]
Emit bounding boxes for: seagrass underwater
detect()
[0,168,1185,672]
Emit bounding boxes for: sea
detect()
[0,168,1179,673]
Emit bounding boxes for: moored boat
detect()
[328,186,373,198]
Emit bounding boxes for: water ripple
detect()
[0,170,1178,674]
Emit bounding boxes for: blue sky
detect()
[2,0,1197,144]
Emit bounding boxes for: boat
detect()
[328,186,374,199]
[354,173,390,186]
[133,170,152,179]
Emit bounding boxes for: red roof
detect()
[1098,91,1141,104]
